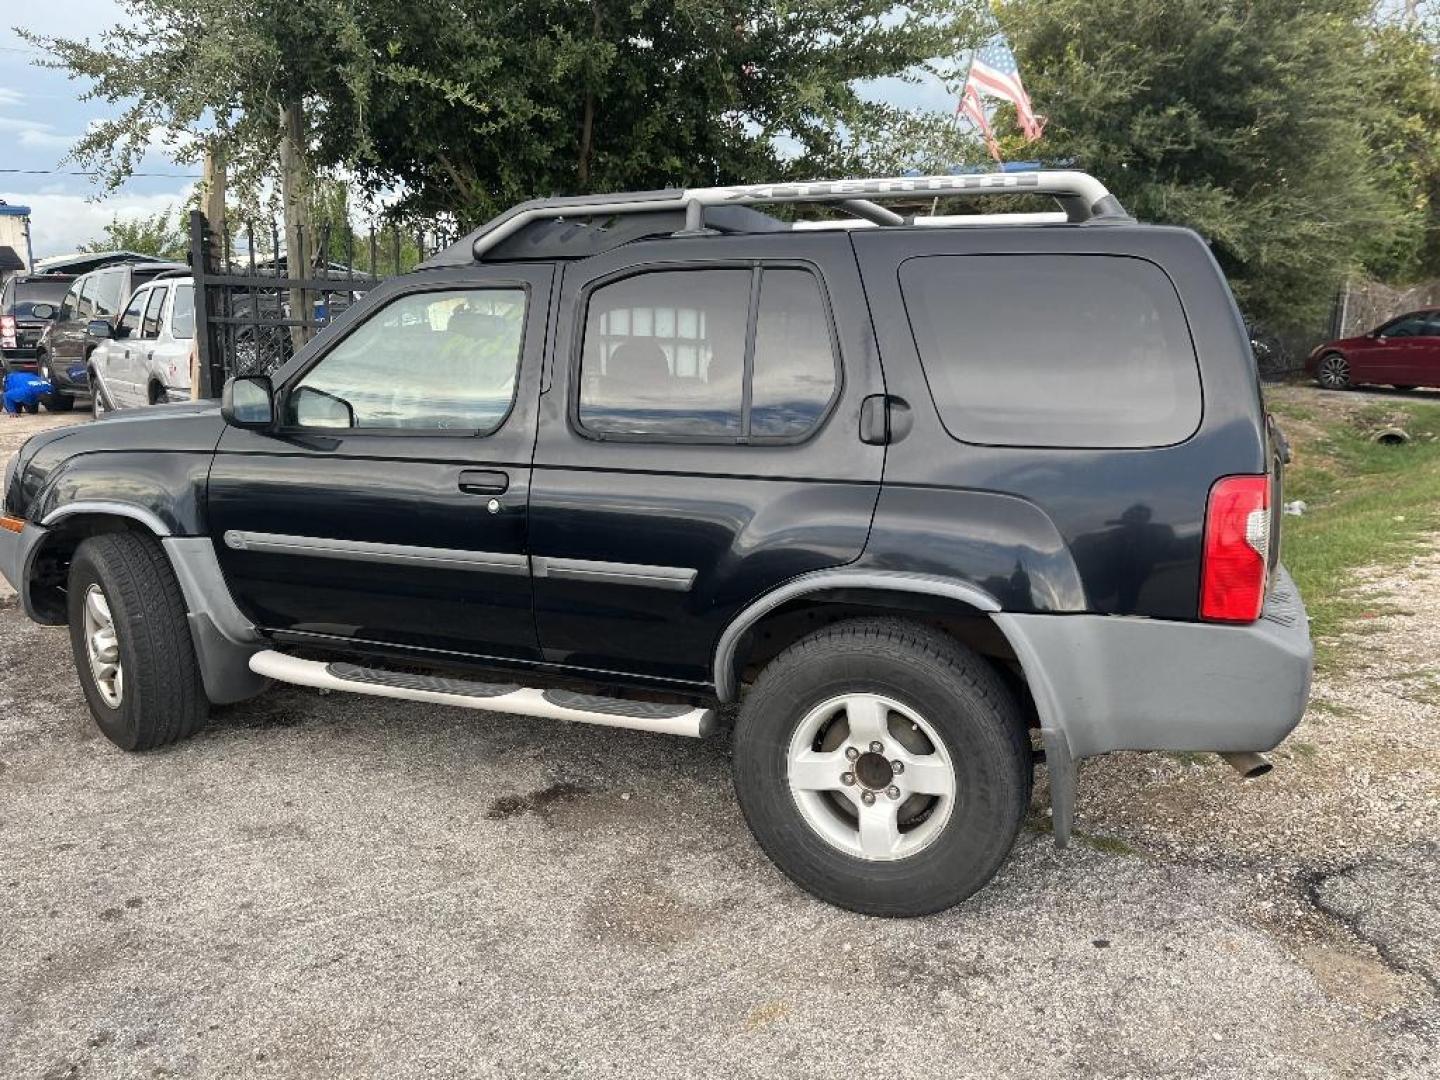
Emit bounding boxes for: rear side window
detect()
[91,271,126,317]
[577,265,838,441]
[898,254,1201,448]
[75,276,97,319]
[171,285,195,339]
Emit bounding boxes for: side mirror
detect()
[290,385,356,429]
[31,302,57,321]
[221,375,275,429]
[86,319,113,339]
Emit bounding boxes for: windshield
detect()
[12,279,72,319]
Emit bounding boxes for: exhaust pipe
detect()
[1219,751,1273,779]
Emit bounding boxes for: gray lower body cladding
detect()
[997,565,1313,759]
[0,523,266,706]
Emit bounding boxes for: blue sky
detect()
[2,2,958,259]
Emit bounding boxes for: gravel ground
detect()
[2,407,1438,1078]
[0,410,87,602]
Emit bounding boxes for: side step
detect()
[247,651,716,738]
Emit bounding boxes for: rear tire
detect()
[66,532,208,750]
[732,617,1031,917]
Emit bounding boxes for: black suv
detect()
[1,273,75,373]
[0,173,1312,916]
[38,257,187,410]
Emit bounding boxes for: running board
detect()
[247,651,716,738]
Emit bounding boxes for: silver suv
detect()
[86,272,195,414]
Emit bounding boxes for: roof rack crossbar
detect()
[461,171,1127,262]
[839,199,906,227]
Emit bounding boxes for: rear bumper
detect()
[996,565,1313,760]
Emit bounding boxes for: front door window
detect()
[285,288,527,432]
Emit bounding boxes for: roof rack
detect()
[432,171,1129,266]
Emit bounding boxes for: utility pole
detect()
[278,99,312,354]
[194,145,227,399]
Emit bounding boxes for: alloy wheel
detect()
[82,583,124,708]
[1318,354,1350,390]
[786,693,957,861]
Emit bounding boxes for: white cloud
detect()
[18,128,78,150]
[1,188,195,259]
[0,88,22,108]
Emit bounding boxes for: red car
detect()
[1307,308,1440,390]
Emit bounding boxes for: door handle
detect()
[458,469,510,496]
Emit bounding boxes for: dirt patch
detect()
[485,780,590,820]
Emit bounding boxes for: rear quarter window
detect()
[898,254,1202,448]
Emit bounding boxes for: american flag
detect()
[962,35,1044,144]
[956,83,1000,161]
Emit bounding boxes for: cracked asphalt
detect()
[2,414,1438,1079]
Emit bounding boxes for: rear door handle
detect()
[458,469,509,496]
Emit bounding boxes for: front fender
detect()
[31,451,213,536]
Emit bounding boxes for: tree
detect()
[1359,13,1440,283]
[323,2,985,223]
[78,207,188,259]
[999,0,1421,334]
[22,2,985,229]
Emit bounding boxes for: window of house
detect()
[285,288,527,431]
[898,254,1202,449]
[577,266,838,440]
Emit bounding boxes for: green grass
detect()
[1269,393,1440,665]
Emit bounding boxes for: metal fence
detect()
[188,210,457,396]
[1332,276,1440,342]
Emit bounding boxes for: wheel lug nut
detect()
[861,790,876,806]
[891,760,904,775]
[844,746,860,761]
[886,785,901,800]
[869,741,884,754]
[841,772,856,786]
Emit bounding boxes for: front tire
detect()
[67,532,208,750]
[89,369,108,418]
[1316,352,1351,390]
[732,618,1031,917]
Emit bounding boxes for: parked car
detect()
[1,273,76,375]
[1307,308,1440,390]
[36,258,188,410]
[87,272,194,415]
[0,172,1312,916]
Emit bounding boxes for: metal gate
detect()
[188,210,454,396]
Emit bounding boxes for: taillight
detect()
[0,314,15,349]
[1201,475,1270,623]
